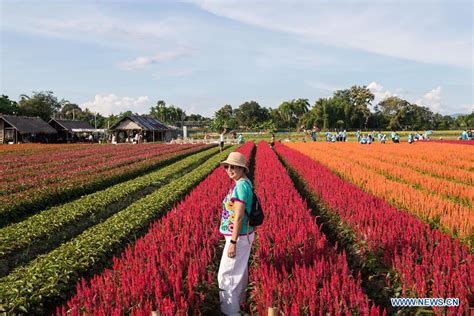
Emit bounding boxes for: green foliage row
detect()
[0,146,221,261]
[0,146,236,314]
[3,90,472,133]
[0,145,210,228]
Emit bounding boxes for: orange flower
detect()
[286,142,474,243]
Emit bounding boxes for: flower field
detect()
[0,140,472,314]
[276,142,473,315]
[285,142,474,244]
[0,143,209,226]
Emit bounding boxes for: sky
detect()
[1,0,473,117]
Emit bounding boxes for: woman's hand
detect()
[227,243,236,258]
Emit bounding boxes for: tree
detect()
[455,111,474,128]
[59,103,83,120]
[235,101,269,129]
[212,104,237,131]
[0,95,18,115]
[277,98,310,130]
[269,108,286,129]
[149,100,186,125]
[377,96,411,130]
[348,85,374,128]
[17,91,65,121]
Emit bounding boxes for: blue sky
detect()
[1,0,472,117]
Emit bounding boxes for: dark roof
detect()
[1,115,57,135]
[110,115,171,131]
[49,119,94,131]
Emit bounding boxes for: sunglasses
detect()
[223,165,240,170]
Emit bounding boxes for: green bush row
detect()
[0,145,211,228]
[0,146,235,314]
[0,146,221,264]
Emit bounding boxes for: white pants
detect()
[218,233,254,316]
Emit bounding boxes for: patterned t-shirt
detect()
[219,178,254,236]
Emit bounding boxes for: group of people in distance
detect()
[324,129,347,142]
[459,129,473,140]
[358,130,432,145]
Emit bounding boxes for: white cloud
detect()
[416,86,442,113]
[118,49,195,70]
[367,82,395,107]
[1,3,187,51]
[80,94,151,116]
[189,0,472,68]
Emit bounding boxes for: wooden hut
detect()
[0,115,57,144]
[109,115,174,143]
[48,119,95,142]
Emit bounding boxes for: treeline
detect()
[1,86,472,131]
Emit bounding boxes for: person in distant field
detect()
[381,134,387,144]
[408,133,414,144]
[360,135,368,144]
[218,152,254,316]
[391,131,396,142]
[270,133,275,148]
[238,133,245,144]
[331,134,336,142]
[311,127,317,142]
[393,133,400,143]
[326,132,331,142]
[134,133,139,144]
[220,128,227,152]
[461,130,468,140]
[377,132,383,142]
[356,130,361,142]
[88,134,93,143]
[342,130,347,142]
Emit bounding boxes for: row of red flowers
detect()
[248,141,382,315]
[0,144,198,188]
[56,142,255,315]
[276,143,473,315]
[0,144,204,214]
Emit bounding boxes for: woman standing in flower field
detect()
[218,151,254,315]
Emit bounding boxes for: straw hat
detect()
[220,152,249,173]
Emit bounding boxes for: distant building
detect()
[0,115,57,144]
[48,118,96,142]
[109,115,176,142]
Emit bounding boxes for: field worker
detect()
[381,134,387,144]
[393,133,400,143]
[408,134,414,144]
[391,131,396,142]
[220,128,227,152]
[356,130,361,142]
[360,135,367,144]
[461,130,468,140]
[342,130,347,142]
[270,133,275,148]
[238,133,245,144]
[218,152,254,315]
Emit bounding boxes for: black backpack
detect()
[248,190,264,226]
